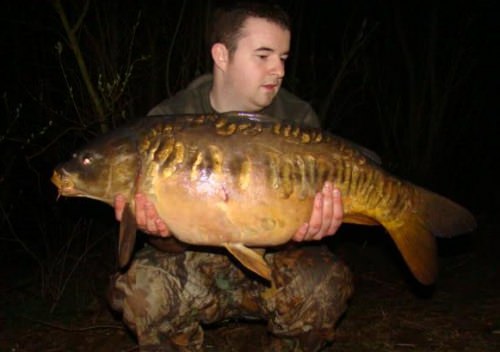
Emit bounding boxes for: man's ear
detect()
[211,43,229,71]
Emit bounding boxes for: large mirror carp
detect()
[51,113,476,285]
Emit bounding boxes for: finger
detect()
[326,188,343,234]
[134,193,147,227]
[155,218,171,237]
[303,192,323,240]
[114,194,126,221]
[145,199,159,233]
[311,182,334,240]
[292,223,309,242]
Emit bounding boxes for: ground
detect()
[1,222,499,351]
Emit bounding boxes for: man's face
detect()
[224,17,290,111]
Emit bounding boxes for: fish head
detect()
[51,128,140,205]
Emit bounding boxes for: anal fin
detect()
[224,243,271,281]
[344,213,380,226]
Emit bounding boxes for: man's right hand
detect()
[114,193,171,237]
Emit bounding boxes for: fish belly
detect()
[150,169,313,247]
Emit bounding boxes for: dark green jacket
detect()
[148,74,320,128]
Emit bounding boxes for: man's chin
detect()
[254,96,276,110]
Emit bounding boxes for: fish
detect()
[51,112,476,285]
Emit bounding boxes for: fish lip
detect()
[51,168,78,196]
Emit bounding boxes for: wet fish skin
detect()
[51,113,477,285]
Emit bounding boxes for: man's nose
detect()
[270,58,285,78]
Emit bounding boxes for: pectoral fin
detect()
[118,204,137,268]
[224,243,271,281]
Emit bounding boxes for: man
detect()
[109,3,354,351]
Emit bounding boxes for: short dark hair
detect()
[208,2,291,55]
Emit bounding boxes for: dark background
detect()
[1,0,499,350]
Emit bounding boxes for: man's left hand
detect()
[293,182,343,241]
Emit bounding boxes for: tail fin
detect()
[413,185,477,238]
[387,220,438,285]
[385,187,476,285]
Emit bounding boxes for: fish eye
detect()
[80,153,93,166]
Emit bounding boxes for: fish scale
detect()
[51,112,476,285]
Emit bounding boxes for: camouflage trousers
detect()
[108,244,353,352]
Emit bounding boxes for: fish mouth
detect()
[51,169,78,197]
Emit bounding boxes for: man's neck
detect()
[209,86,246,113]
[208,88,225,113]
[210,72,257,113]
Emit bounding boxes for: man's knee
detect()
[108,247,241,349]
[270,245,354,304]
[264,245,354,346]
[108,248,201,346]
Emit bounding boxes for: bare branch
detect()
[52,0,108,133]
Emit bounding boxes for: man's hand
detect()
[114,193,170,237]
[293,182,343,241]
